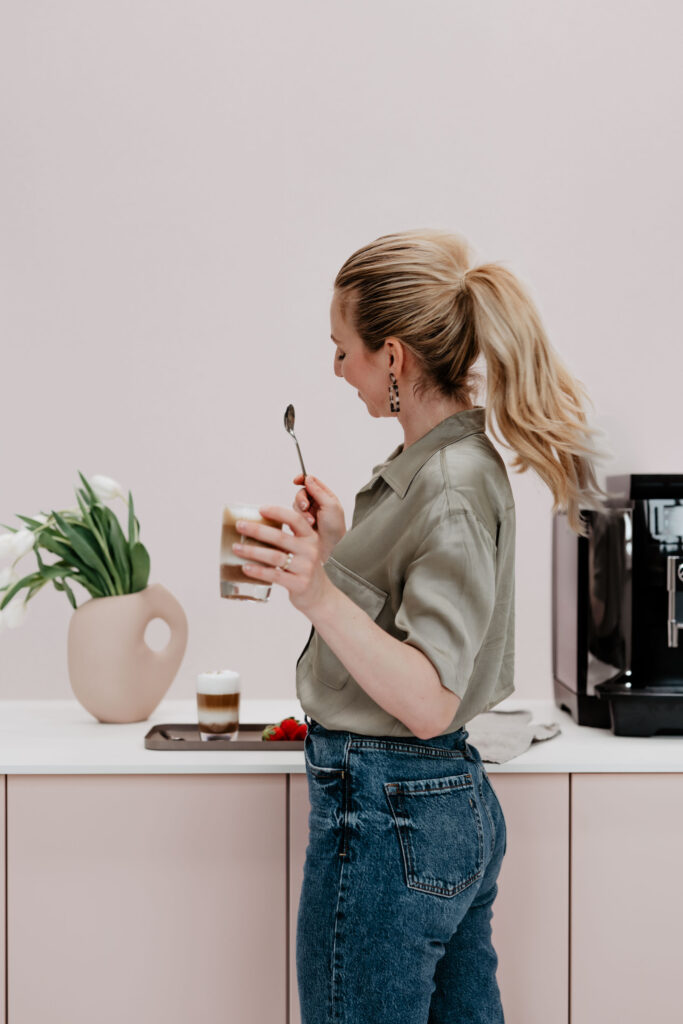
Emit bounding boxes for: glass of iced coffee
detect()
[197,669,240,741]
[220,503,283,602]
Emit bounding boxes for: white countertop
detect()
[0,696,682,774]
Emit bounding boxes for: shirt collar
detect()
[361,406,487,499]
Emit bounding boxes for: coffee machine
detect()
[552,473,683,735]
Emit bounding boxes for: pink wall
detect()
[1,1,681,701]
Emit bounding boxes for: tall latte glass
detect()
[197,670,240,741]
[220,503,282,602]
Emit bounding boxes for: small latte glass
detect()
[220,503,283,602]
[197,670,240,742]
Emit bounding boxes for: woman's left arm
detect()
[232,504,459,739]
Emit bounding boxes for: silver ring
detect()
[281,551,294,572]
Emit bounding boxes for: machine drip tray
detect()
[595,679,683,736]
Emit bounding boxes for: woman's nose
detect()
[334,357,343,378]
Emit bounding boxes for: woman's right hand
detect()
[292,473,347,562]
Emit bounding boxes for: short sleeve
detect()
[394,511,497,698]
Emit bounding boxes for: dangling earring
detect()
[388,372,400,413]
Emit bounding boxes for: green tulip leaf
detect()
[0,571,40,611]
[127,491,139,546]
[77,471,100,508]
[38,564,75,583]
[102,507,132,592]
[87,506,125,593]
[75,491,90,520]
[38,531,96,580]
[130,542,150,592]
[51,511,115,589]
[14,514,44,529]
[28,577,50,601]
[58,575,78,609]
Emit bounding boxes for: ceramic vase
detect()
[67,582,189,723]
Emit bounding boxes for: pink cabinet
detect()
[289,773,309,1024]
[7,774,286,1024]
[5,769,681,1024]
[1,777,5,1024]
[571,773,683,1024]
[290,772,569,1024]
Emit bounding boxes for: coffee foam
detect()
[222,504,264,524]
[197,670,241,694]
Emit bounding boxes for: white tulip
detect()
[0,564,19,589]
[0,594,28,629]
[12,529,36,559]
[0,529,35,562]
[89,475,125,502]
[0,533,16,560]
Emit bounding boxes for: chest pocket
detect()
[310,556,388,691]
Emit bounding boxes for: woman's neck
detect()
[399,397,475,448]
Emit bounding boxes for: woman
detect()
[232,230,607,1023]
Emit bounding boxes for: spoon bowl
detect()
[284,404,307,478]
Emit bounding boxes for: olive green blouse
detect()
[296,405,516,736]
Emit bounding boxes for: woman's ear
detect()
[386,337,405,374]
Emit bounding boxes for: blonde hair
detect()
[334,228,611,537]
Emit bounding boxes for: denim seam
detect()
[388,776,472,795]
[341,737,353,858]
[349,739,469,759]
[306,763,344,779]
[330,852,349,1022]
[478,772,497,851]
[383,787,413,894]
[330,740,354,1021]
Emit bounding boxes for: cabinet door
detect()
[8,774,286,1024]
[1,778,5,1024]
[289,773,309,1024]
[290,771,569,1024]
[572,773,683,1024]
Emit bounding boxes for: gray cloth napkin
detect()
[465,708,562,764]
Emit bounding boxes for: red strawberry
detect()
[294,723,308,740]
[262,723,280,741]
[280,716,301,739]
[270,726,286,740]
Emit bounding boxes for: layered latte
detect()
[220,504,282,601]
[197,669,240,741]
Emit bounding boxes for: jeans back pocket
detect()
[384,771,484,898]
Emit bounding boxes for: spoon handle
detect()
[294,439,307,478]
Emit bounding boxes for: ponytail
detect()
[465,263,610,536]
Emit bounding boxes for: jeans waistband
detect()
[303,713,478,762]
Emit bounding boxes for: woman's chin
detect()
[357,393,380,417]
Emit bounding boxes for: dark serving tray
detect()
[144,722,306,751]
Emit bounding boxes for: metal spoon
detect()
[284,404,308,477]
[284,405,319,529]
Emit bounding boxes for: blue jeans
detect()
[296,716,507,1024]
